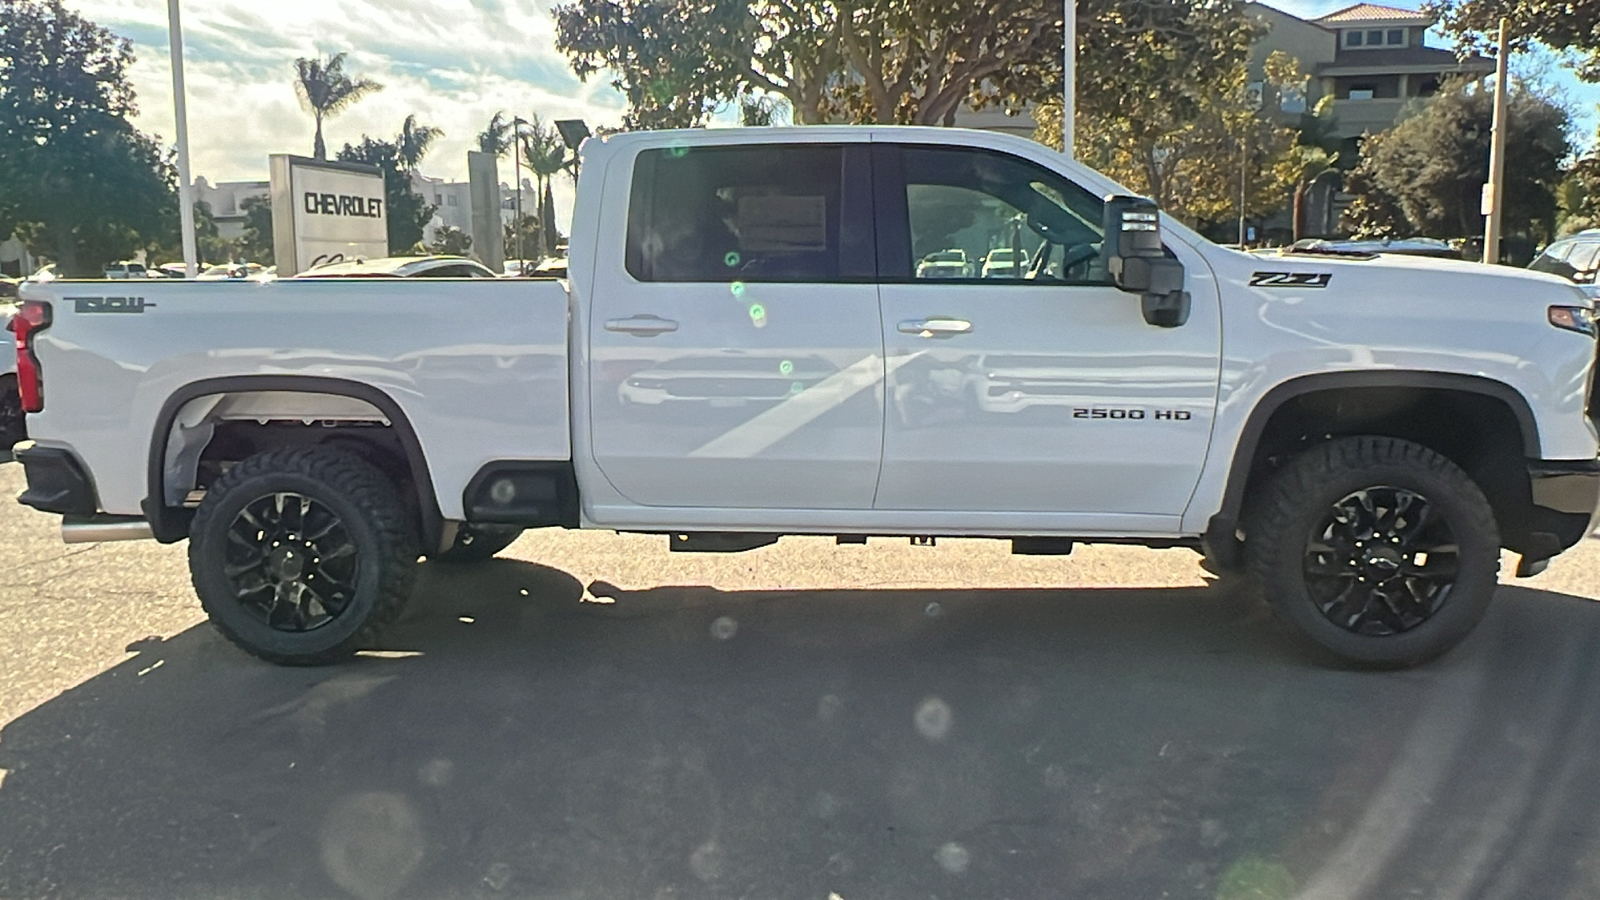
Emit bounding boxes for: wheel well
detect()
[1233,385,1535,552]
[146,381,443,549]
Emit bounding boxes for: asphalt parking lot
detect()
[5,460,1600,899]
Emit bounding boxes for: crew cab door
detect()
[587,142,884,509]
[871,144,1222,525]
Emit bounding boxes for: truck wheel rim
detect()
[1303,486,1458,636]
[224,491,360,633]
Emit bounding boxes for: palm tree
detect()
[520,115,569,261]
[397,114,443,174]
[294,52,383,160]
[477,112,513,157]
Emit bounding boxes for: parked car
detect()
[1286,237,1462,260]
[297,256,497,279]
[1529,231,1600,295]
[103,261,151,279]
[152,263,190,279]
[915,249,972,279]
[196,263,268,281]
[13,125,1600,671]
[0,301,22,451]
[981,248,1031,278]
[0,276,18,300]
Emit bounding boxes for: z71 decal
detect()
[1249,271,1332,288]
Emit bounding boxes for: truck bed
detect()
[19,278,571,520]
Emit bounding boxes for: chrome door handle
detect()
[604,315,679,336]
[898,318,973,336]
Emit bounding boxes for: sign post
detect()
[166,0,199,277]
[269,155,388,276]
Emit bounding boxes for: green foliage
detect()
[397,114,442,173]
[477,111,514,156]
[1034,41,1297,232]
[294,52,383,160]
[552,0,1253,130]
[428,225,472,256]
[1429,0,1600,82]
[336,136,436,254]
[0,0,177,275]
[1342,79,1571,240]
[519,115,570,260]
[146,201,235,267]
[504,213,539,261]
[239,195,275,265]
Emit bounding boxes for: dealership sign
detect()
[269,155,387,275]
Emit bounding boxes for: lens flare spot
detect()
[789,381,804,394]
[915,696,953,741]
[730,281,746,298]
[779,359,794,376]
[710,616,739,640]
[724,251,741,267]
[935,842,970,874]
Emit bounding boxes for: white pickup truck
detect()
[11,126,1600,668]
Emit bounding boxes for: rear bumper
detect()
[15,442,99,515]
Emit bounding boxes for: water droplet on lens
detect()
[710,616,738,640]
[779,359,793,376]
[789,381,804,394]
[924,601,942,617]
[936,841,970,874]
[915,696,953,741]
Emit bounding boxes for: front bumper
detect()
[15,442,99,515]
[1518,459,1600,574]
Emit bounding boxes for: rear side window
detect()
[1531,241,1577,277]
[625,144,871,283]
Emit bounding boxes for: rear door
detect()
[586,142,885,510]
[870,143,1222,524]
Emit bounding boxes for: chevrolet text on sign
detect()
[269,154,388,275]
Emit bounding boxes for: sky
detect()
[64,0,1600,218]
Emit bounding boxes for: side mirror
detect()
[1101,195,1190,328]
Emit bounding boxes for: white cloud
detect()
[69,0,628,225]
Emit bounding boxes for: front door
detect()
[588,142,885,510]
[872,144,1222,525]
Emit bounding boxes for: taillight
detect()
[7,300,51,412]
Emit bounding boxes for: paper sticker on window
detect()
[736,195,827,251]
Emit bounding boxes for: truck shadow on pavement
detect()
[3,560,1600,900]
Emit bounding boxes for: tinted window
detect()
[1532,241,1579,276]
[626,144,864,283]
[1348,31,1363,46]
[1387,28,1404,44]
[1368,29,1384,44]
[895,146,1108,285]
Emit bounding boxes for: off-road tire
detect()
[188,446,418,665]
[1245,436,1500,668]
[432,524,524,564]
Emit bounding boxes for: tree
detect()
[1033,47,1297,233]
[428,225,472,256]
[477,112,514,156]
[336,136,436,253]
[239,195,274,265]
[0,0,177,275]
[503,213,539,260]
[397,114,442,173]
[1429,0,1600,82]
[1342,79,1571,242]
[553,0,1259,132]
[519,115,569,260]
[294,52,383,160]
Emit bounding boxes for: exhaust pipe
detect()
[62,515,155,544]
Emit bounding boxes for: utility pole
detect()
[1482,17,1510,265]
[166,0,198,277]
[1062,0,1076,158]
[1238,138,1249,246]
[512,116,525,274]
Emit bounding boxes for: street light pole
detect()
[1482,17,1510,265]
[1062,0,1076,158]
[166,0,198,277]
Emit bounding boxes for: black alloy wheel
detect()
[189,446,418,665]
[1246,436,1499,668]
[1303,486,1459,636]
[224,492,360,632]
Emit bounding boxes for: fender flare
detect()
[141,375,444,548]
[1203,370,1540,566]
